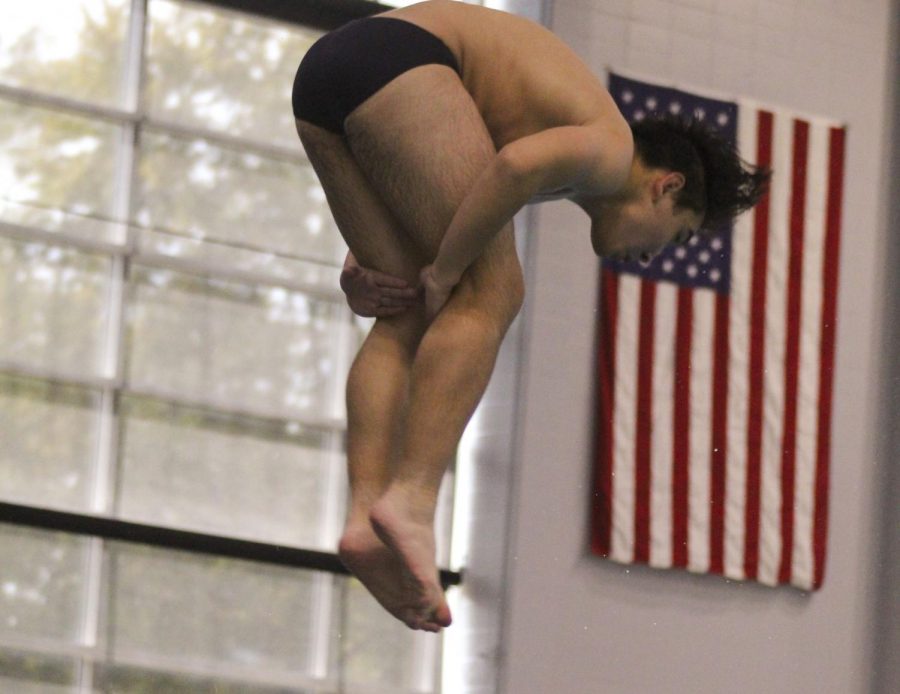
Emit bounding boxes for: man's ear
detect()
[652,171,686,200]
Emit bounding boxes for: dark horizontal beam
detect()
[0,500,463,588]
[194,0,390,30]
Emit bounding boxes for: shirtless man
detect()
[292,0,768,632]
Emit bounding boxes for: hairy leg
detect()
[344,66,526,627]
[296,120,446,631]
[368,264,522,629]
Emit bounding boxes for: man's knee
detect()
[454,260,524,334]
[459,231,525,328]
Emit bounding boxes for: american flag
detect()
[591,73,846,591]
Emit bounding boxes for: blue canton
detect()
[605,73,738,294]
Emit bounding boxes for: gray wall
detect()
[497,0,899,693]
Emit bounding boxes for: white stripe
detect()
[688,288,715,573]
[792,121,828,591]
[650,282,676,569]
[611,274,641,563]
[758,113,794,586]
[724,105,757,583]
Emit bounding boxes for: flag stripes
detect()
[592,74,845,591]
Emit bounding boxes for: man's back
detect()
[380,0,626,147]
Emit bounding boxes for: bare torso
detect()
[378,0,626,151]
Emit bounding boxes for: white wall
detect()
[500,1,898,693]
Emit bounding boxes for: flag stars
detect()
[606,79,741,293]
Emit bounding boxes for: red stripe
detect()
[745,110,774,581]
[813,127,845,589]
[672,287,692,568]
[592,268,619,557]
[634,280,657,564]
[709,291,730,575]
[778,119,809,584]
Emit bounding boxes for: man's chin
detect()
[591,237,616,258]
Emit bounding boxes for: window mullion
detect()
[78,1,149,692]
[308,304,356,682]
[411,631,441,693]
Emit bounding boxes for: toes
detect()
[402,604,448,633]
[433,602,453,628]
[412,617,442,633]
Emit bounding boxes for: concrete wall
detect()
[498,1,899,693]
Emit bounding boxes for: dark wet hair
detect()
[630,113,771,230]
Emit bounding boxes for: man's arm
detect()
[428,124,632,291]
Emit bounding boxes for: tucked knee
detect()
[455,262,524,332]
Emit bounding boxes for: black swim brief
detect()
[292,16,461,135]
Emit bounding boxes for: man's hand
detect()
[340,264,420,318]
[420,264,458,321]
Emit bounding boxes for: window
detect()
[0,1,457,691]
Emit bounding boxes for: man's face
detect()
[589,171,703,264]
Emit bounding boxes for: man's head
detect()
[589,113,771,262]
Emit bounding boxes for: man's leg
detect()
[343,65,526,627]
[369,249,522,628]
[296,119,447,631]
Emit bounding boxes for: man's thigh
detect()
[296,118,426,285]
[344,64,523,314]
[344,66,500,259]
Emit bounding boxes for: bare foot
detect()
[338,522,444,632]
[368,488,452,629]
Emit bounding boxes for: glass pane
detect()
[136,226,342,291]
[108,542,316,677]
[118,395,343,550]
[339,577,433,691]
[135,130,345,267]
[93,661,318,693]
[0,650,78,693]
[0,198,130,247]
[145,0,321,150]
[0,238,110,378]
[0,100,122,217]
[0,374,100,510]
[0,525,88,643]
[0,0,131,107]
[126,267,359,420]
